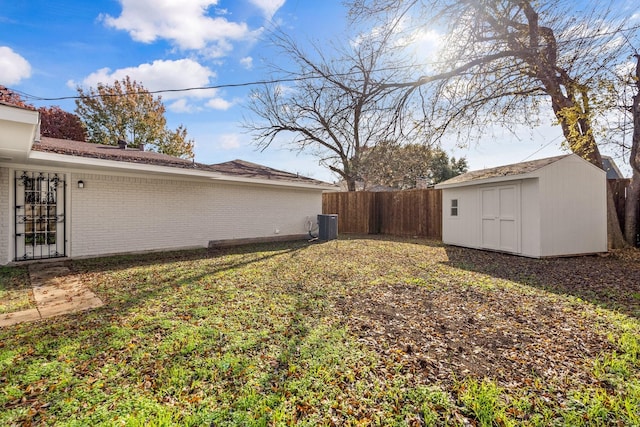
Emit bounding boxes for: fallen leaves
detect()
[1,238,639,425]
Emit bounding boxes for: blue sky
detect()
[0,0,634,181]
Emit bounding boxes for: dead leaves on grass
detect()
[2,239,639,425]
[331,243,640,410]
[339,282,614,395]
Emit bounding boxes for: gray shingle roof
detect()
[35,137,195,167]
[32,137,329,185]
[438,154,571,186]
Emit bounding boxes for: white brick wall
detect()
[0,167,9,264]
[69,172,322,258]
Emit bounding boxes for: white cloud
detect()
[168,98,198,113]
[102,0,255,55]
[206,97,233,110]
[71,58,216,99]
[218,133,242,149]
[0,46,31,85]
[249,0,285,20]
[408,28,443,62]
[70,58,236,112]
[240,56,253,69]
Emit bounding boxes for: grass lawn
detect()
[0,265,35,315]
[0,237,639,426]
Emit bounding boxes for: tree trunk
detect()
[346,177,357,191]
[607,188,629,249]
[625,171,640,246]
[624,55,640,246]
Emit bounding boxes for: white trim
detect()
[436,171,538,189]
[23,151,337,191]
[0,104,39,126]
[0,105,40,162]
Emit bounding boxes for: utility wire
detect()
[520,134,564,162]
[13,76,320,102]
[11,22,640,103]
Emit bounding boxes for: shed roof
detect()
[31,137,329,186]
[436,154,571,188]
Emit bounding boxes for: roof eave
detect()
[25,151,335,190]
[435,172,538,189]
[0,104,39,162]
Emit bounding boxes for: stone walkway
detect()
[0,263,103,327]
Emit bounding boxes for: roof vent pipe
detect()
[117,139,127,150]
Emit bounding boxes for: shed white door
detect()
[480,184,520,253]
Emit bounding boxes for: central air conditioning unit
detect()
[317,214,338,241]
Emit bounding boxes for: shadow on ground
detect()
[441,245,640,319]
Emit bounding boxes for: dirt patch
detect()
[332,246,640,395]
[338,283,614,392]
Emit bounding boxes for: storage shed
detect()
[434,154,607,258]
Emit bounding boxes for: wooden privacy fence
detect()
[322,189,442,240]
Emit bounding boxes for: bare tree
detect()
[596,50,640,246]
[244,30,413,191]
[349,0,639,247]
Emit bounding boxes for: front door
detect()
[480,184,519,253]
[14,171,66,261]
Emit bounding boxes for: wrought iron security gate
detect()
[14,171,66,261]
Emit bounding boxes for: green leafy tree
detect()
[359,141,467,189]
[75,76,194,159]
[157,125,195,159]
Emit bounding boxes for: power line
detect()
[13,76,319,102]
[11,22,640,103]
[520,134,564,162]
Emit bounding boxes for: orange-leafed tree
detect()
[39,106,87,141]
[75,76,194,159]
[0,85,34,109]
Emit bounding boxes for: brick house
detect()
[0,102,335,264]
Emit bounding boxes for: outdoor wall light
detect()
[77,180,84,189]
